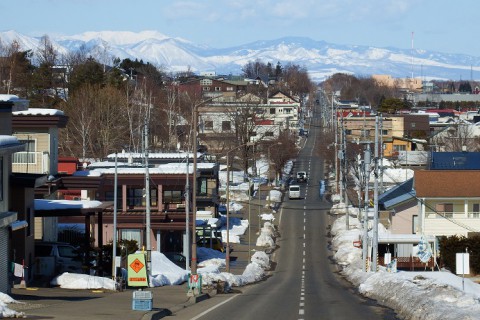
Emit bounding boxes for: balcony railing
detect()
[13,151,40,164]
[426,211,480,219]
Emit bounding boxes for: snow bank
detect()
[51,272,117,290]
[330,215,480,319]
[256,222,275,247]
[0,293,25,318]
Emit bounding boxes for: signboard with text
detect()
[127,253,148,287]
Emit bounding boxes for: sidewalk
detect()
[8,184,279,319]
[10,284,216,320]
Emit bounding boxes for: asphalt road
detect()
[173,100,398,320]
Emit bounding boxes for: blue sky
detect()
[1,0,479,56]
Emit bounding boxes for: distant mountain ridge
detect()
[1,30,480,82]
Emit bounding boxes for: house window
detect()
[198,178,208,196]
[127,188,157,207]
[105,188,123,207]
[269,108,276,114]
[120,229,142,247]
[472,204,480,218]
[411,123,416,128]
[363,130,370,137]
[265,132,274,137]
[163,190,183,204]
[226,87,234,91]
[382,129,388,135]
[13,139,36,164]
[393,145,406,152]
[204,121,213,130]
[222,121,231,131]
[200,79,212,85]
[435,203,453,218]
[284,108,292,114]
[215,87,221,91]
[202,87,210,91]
[345,129,352,135]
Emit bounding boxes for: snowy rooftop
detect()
[74,162,216,176]
[13,108,64,116]
[106,152,200,159]
[34,199,103,210]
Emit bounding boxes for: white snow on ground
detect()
[260,213,275,221]
[330,210,480,320]
[268,189,282,202]
[0,292,25,318]
[220,216,249,244]
[256,222,276,247]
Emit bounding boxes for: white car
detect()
[288,185,301,199]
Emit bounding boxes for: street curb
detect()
[142,292,214,319]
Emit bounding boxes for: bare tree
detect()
[60,84,129,160]
[431,123,480,152]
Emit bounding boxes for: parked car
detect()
[35,241,83,274]
[163,252,187,268]
[197,237,226,252]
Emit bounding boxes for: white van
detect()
[35,241,83,275]
[288,185,301,199]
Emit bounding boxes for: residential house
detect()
[57,153,219,260]
[415,170,480,237]
[12,108,68,175]
[266,91,300,132]
[11,108,69,245]
[377,178,437,270]
[0,95,30,294]
[177,77,249,102]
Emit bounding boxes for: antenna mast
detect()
[411,31,414,80]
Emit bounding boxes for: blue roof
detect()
[378,178,415,210]
[430,152,480,170]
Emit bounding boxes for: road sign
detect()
[127,253,148,287]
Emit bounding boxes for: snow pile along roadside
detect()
[0,292,25,318]
[330,215,480,320]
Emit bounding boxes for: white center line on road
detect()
[190,294,239,320]
[300,296,304,301]
[300,302,304,307]
[299,309,305,315]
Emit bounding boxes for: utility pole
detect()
[333,93,339,194]
[362,144,371,272]
[185,154,190,270]
[341,118,349,229]
[372,116,380,272]
[112,153,118,280]
[144,106,151,276]
[379,116,384,193]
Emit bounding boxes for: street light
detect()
[226,142,255,272]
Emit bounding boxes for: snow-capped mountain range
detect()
[1,30,480,82]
